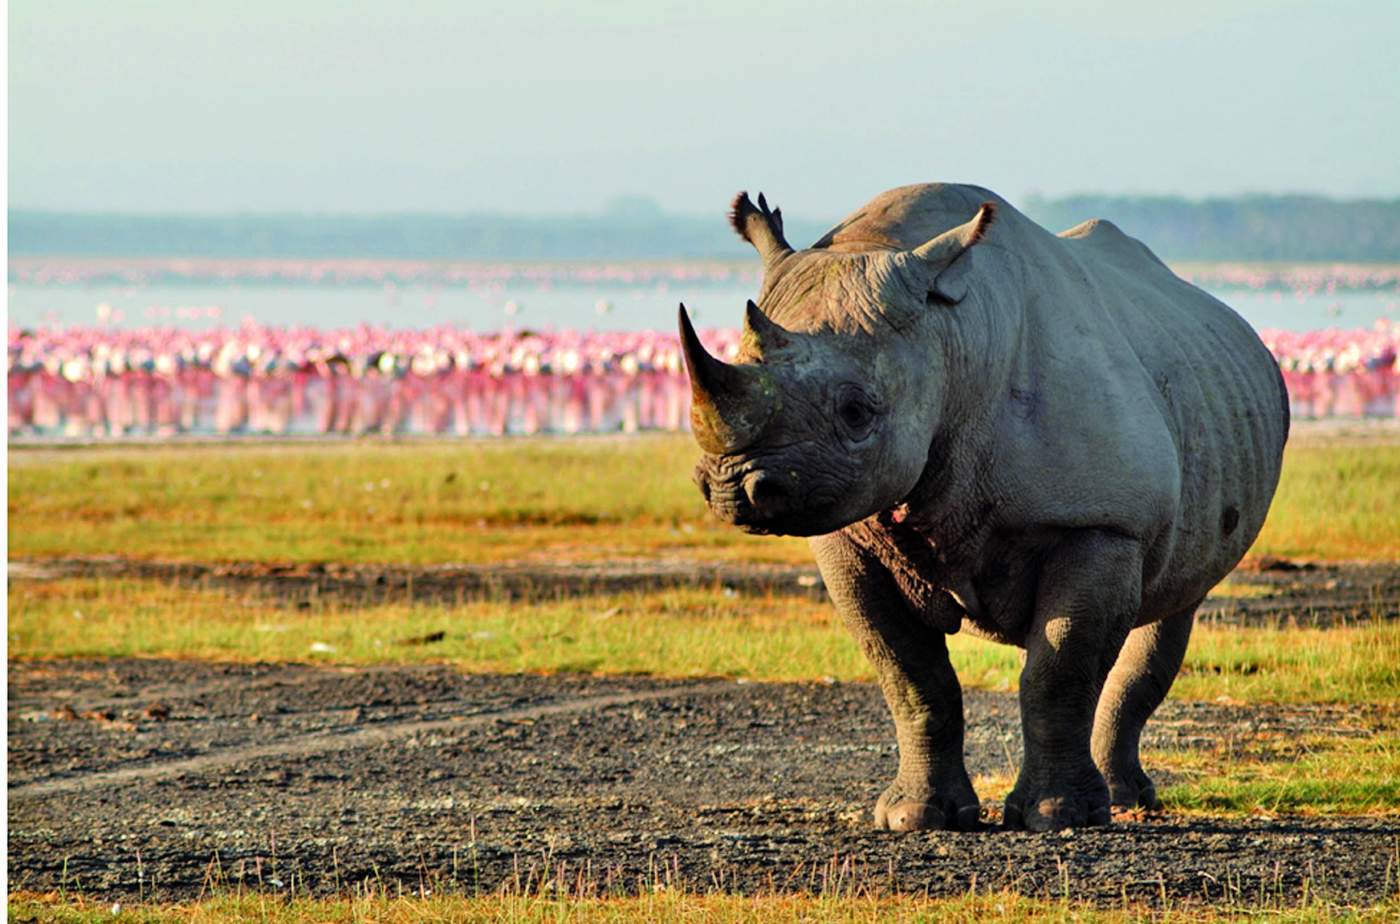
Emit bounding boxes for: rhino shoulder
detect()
[1056,218,1172,273]
[813,183,1008,253]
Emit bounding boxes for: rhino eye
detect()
[835,386,878,436]
[839,400,872,429]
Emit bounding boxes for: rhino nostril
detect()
[744,472,792,515]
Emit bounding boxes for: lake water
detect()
[9,277,1399,334]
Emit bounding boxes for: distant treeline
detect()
[1022,194,1400,262]
[5,207,780,262]
[9,194,1400,263]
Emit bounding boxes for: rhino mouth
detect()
[731,506,840,537]
[694,457,843,536]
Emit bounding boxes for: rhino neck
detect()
[897,247,1027,546]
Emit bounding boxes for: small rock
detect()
[1249,556,1316,572]
[143,702,171,721]
[396,630,446,646]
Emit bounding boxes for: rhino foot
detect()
[1004,769,1111,832]
[875,778,981,832]
[1105,763,1161,812]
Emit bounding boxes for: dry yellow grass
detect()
[10,889,1398,924]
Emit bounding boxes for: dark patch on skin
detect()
[1222,506,1240,536]
[1009,388,1038,421]
[1156,373,1173,410]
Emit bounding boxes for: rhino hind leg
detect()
[811,531,980,832]
[1091,604,1197,811]
[1006,530,1142,832]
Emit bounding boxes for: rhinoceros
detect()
[679,183,1288,832]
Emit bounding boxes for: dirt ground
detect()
[10,557,1400,627]
[8,658,1396,906]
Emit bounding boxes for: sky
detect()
[8,0,1400,217]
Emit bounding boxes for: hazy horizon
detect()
[10,1,1400,216]
[10,189,1400,222]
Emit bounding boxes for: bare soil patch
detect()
[8,659,1395,906]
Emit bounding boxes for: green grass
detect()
[9,890,1399,924]
[6,437,806,565]
[9,437,1400,566]
[10,578,1397,706]
[1171,620,1400,704]
[4,578,997,687]
[1157,734,1399,816]
[1258,442,1400,561]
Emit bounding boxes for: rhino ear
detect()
[729,191,793,276]
[910,201,996,304]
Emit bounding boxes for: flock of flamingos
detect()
[9,320,1399,438]
[8,261,1400,437]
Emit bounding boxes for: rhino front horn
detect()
[678,303,777,454]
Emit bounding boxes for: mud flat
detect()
[9,557,1399,628]
[8,659,1395,905]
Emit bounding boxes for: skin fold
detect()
[681,183,1289,832]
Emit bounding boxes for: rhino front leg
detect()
[811,531,979,832]
[1006,530,1141,831]
[1092,604,1196,811]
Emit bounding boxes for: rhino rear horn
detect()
[729,191,793,274]
[742,300,790,356]
[678,303,776,454]
[911,201,996,303]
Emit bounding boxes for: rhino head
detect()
[682,191,995,536]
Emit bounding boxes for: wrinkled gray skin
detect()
[681,183,1288,832]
